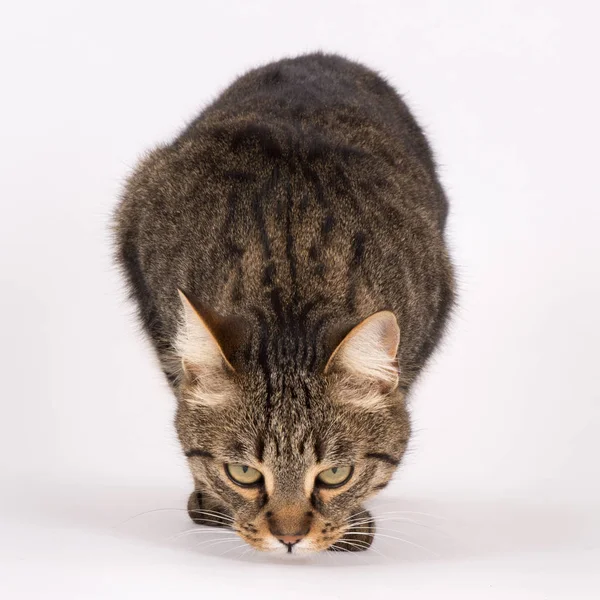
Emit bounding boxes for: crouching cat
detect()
[113,53,454,554]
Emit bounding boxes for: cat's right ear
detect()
[175,290,243,406]
[324,311,401,408]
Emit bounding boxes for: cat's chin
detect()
[281,547,317,558]
[265,541,326,556]
[257,532,375,555]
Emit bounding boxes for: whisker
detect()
[343,518,375,527]
[346,516,435,529]
[219,542,250,557]
[368,508,446,520]
[343,531,438,556]
[176,516,234,530]
[339,538,374,550]
[115,507,191,527]
[368,522,451,538]
[188,508,235,520]
[188,512,235,524]
[343,518,375,526]
[343,511,372,520]
[169,526,240,541]
[195,536,240,549]
[343,521,405,533]
[346,511,442,525]
[319,541,341,563]
[238,546,256,559]
[344,514,373,522]
[338,539,386,558]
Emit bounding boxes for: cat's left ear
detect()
[324,311,400,396]
[175,289,246,405]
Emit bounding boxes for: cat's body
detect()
[114,53,454,553]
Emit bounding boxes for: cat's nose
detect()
[277,534,304,546]
[268,510,312,548]
[269,523,310,547]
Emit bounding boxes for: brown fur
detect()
[113,53,454,553]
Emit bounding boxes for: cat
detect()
[113,53,454,554]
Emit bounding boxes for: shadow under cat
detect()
[3,479,596,566]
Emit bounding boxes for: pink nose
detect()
[278,535,304,546]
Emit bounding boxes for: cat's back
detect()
[182,53,436,171]
[115,53,454,381]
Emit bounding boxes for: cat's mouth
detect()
[234,518,375,554]
[187,492,375,553]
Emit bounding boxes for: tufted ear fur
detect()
[175,290,242,406]
[325,311,400,403]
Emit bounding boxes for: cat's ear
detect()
[176,290,244,405]
[324,311,400,396]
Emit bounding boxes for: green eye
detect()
[316,466,353,488]
[225,463,263,486]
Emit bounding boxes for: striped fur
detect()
[113,53,455,552]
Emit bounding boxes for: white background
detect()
[1,1,599,598]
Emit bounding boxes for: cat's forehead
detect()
[243,407,358,468]
[218,381,353,464]
[239,370,329,421]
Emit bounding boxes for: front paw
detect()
[187,491,232,528]
[329,508,375,552]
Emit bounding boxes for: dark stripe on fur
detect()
[230,123,283,159]
[254,309,273,423]
[255,437,265,463]
[301,378,312,412]
[185,449,214,459]
[258,491,269,509]
[314,438,326,463]
[364,452,399,466]
[252,177,273,261]
[119,240,170,364]
[310,491,324,513]
[308,313,330,371]
[285,180,298,297]
[298,436,306,455]
[229,441,245,456]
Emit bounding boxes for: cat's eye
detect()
[225,463,263,487]
[316,466,353,488]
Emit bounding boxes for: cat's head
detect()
[174,291,409,553]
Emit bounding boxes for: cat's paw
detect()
[187,490,232,528]
[329,508,375,552]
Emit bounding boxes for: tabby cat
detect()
[114,53,454,554]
